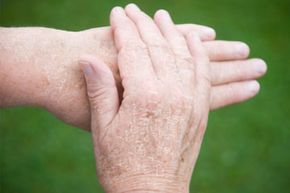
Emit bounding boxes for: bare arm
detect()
[0,26,266,130]
[0,27,116,128]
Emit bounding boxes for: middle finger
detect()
[124,4,178,81]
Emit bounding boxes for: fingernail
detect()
[253,59,267,74]
[248,81,260,93]
[203,28,215,38]
[112,6,124,15]
[236,43,249,57]
[126,3,140,10]
[156,9,171,21]
[79,60,94,76]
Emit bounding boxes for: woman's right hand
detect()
[80,4,211,193]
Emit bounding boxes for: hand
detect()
[42,26,265,130]
[46,22,266,130]
[81,5,210,193]
[0,23,266,130]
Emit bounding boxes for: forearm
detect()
[0,27,118,128]
[0,27,59,107]
[0,26,258,131]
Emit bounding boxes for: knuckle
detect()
[87,87,108,108]
[128,91,163,117]
[119,43,149,63]
[121,42,147,55]
[143,91,162,105]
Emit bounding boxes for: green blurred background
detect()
[0,0,289,192]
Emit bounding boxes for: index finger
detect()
[110,7,145,51]
[110,7,156,95]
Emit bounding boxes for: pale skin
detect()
[0,3,267,192]
[81,5,212,192]
[0,10,267,130]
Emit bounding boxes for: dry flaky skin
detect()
[80,5,212,193]
[0,27,118,128]
[0,24,265,130]
[96,95,195,192]
[0,6,266,193]
[89,66,209,193]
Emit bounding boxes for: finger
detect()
[182,34,211,165]
[187,33,211,92]
[110,7,155,93]
[176,24,216,41]
[79,55,119,139]
[186,32,211,133]
[211,58,267,85]
[124,4,176,79]
[154,9,195,92]
[204,40,250,61]
[154,10,192,58]
[110,7,144,51]
[210,80,260,110]
[125,4,167,48]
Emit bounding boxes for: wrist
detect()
[40,28,116,129]
[101,175,189,193]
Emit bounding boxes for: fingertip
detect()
[154,9,171,23]
[252,58,267,76]
[110,6,125,25]
[111,6,124,15]
[124,4,143,22]
[79,55,116,89]
[79,55,110,75]
[125,3,140,11]
[153,10,160,21]
[203,27,216,40]
[79,59,94,77]
[247,80,260,96]
[155,9,169,16]
[236,42,250,58]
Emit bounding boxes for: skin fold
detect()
[82,5,212,192]
[0,17,267,130]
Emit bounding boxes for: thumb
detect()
[79,55,119,137]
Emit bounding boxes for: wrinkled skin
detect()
[48,26,265,131]
[81,5,212,192]
[0,23,266,131]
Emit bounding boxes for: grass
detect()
[1,0,290,192]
